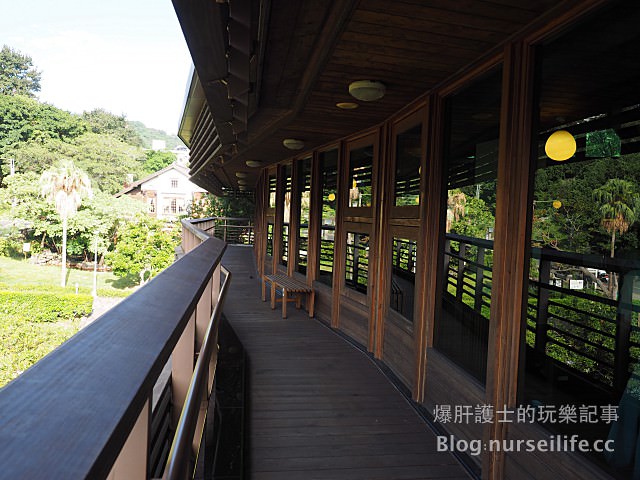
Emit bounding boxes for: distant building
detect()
[172,145,190,166]
[115,163,206,220]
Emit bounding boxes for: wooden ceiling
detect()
[174,0,561,194]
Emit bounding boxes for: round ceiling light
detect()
[237,179,248,185]
[336,102,359,110]
[236,172,248,178]
[348,80,386,102]
[545,130,576,161]
[245,160,263,168]
[283,138,305,150]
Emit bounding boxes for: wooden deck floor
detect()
[222,245,471,480]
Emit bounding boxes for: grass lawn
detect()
[0,256,137,295]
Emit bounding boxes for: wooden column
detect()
[307,151,321,285]
[331,142,345,328]
[483,40,536,479]
[289,159,301,276]
[414,95,444,402]
[371,124,389,356]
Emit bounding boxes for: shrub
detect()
[0,291,93,323]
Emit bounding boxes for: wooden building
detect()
[173,0,640,478]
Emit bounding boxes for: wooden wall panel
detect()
[339,296,369,348]
[382,316,414,389]
[423,349,484,471]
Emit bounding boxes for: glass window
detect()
[318,149,338,286]
[522,3,640,474]
[433,67,502,384]
[394,125,422,206]
[170,198,177,213]
[171,179,178,188]
[281,165,292,266]
[297,157,312,275]
[391,237,417,322]
[266,223,273,257]
[268,174,277,209]
[345,232,369,294]
[348,145,373,208]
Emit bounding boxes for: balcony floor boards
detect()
[221,245,471,480]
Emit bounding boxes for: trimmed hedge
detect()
[0,291,93,323]
[0,314,79,386]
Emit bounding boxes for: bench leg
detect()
[308,290,315,318]
[296,294,302,309]
[282,290,288,319]
[270,282,276,310]
[261,277,266,302]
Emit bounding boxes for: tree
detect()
[0,46,41,97]
[82,109,142,147]
[106,216,178,285]
[40,160,93,287]
[8,132,145,193]
[189,193,255,219]
[593,178,640,298]
[143,150,176,174]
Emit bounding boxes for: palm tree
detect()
[40,159,92,287]
[592,178,640,298]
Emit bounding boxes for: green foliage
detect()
[0,313,79,387]
[82,108,143,147]
[189,193,255,219]
[106,216,178,285]
[143,150,176,174]
[0,172,145,260]
[0,290,92,323]
[8,133,146,194]
[0,95,86,161]
[449,196,495,239]
[0,45,41,97]
[128,121,184,150]
[0,286,92,387]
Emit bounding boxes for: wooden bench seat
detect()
[261,274,315,319]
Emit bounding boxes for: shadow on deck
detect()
[221,245,472,480]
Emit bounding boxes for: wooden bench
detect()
[261,274,315,319]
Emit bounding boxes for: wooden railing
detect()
[440,232,640,396]
[0,218,229,479]
[199,216,254,245]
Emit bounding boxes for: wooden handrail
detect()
[164,266,232,480]
[0,223,226,479]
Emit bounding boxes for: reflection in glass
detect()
[522,3,640,474]
[266,223,273,257]
[391,237,416,321]
[394,125,422,206]
[348,145,374,207]
[281,165,292,266]
[268,174,276,209]
[345,232,369,294]
[318,149,338,286]
[433,67,502,384]
[297,157,312,274]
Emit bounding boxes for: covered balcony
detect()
[2,1,640,479]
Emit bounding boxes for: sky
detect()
[0,0,193,135]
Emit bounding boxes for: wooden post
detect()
[535,257,551,356]
[615,271,633,393]
[474,247,486,312]
[107,400,150,479]
[456,242,467,302]
[483,40,536,480]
